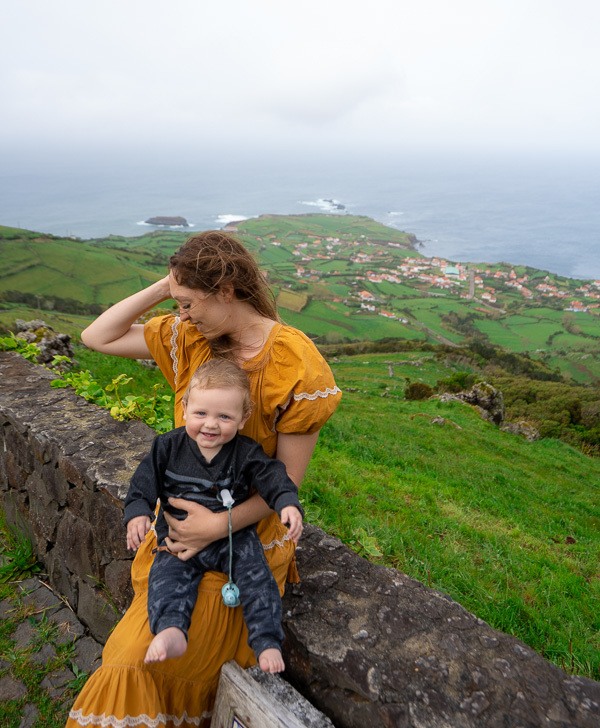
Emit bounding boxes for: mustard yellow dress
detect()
[67,317,341,728]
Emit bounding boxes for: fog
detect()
[2,0,600,162]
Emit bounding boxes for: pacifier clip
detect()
[220,489,240,607]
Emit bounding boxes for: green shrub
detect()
[435,371,478,393]
[405,381,434,400]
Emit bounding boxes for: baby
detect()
[124,358,303,672]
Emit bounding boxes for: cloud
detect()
[2,0,600,154]
[260,63,404,126]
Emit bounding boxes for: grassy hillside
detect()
[1,213,599,682]
[306,359,599,677]
[36,345,597,679]
[0,226,167,307]
[2,216,598,384]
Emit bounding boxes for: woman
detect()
[67,231,341,728]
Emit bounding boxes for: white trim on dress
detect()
[169,316,180,388]
[293,386,342,401]
[68,708,209,727]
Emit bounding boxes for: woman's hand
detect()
[163,499,227,561]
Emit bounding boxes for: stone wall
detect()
[1,352,598,727]
[0,352,154,641]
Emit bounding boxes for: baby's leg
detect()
[145,626,187,663]
[229,530,285,672]
[146,549,205,662]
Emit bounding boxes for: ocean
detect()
[1,149,599,280]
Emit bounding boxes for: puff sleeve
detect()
[263,326,341,435]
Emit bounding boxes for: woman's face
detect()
[169,273,232,339]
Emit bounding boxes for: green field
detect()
[0,233,162,306]
[2,213,600,689]
[281,302,423,342]
[238,213,418,248]
[10,343,594,680]
[276,289,308,312]
[2,218,599,385]
[307,356,600,678]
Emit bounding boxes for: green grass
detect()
[28,346,599,680]
[0,512,86,727]
[282,304,422,342]
[72,346,168,397]
[0,234,162,306]
[0,304,95,339]
[239,213,417,248]
[300,359,600,679]
[2,218,599,385]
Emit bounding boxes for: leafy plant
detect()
[350,527,384,559]
[51,366,173,433]
[0,332,41,362]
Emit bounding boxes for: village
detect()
[265,233,600,319]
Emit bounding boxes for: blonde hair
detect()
[182,359,253,419]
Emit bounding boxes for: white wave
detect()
[388,211,404,216]
[299,198,345,213]
[216,214,249,225]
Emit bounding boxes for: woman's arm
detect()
[275,430,320,486]
[81,276,172,359]
[164,430,320,560]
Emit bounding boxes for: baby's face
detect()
[183,386,248,456]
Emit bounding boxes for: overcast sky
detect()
[2,0,599,158]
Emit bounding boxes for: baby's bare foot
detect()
[258,647,285,673]
[144,627,187,663]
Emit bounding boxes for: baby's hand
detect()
[281,506,303,543]
[127,516,151,551]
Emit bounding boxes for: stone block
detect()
[50,607,86,644]
[282,525,600,728]
[72,636,103,675]
[76,581,120,644]
[30,430,58,466]
[19,704,40,728]
[89,493,130,564]
[11,621,37,649]
[45,546,78,608]
[40,667,75,699]
[57,452,86,489]
[55,511,100,582]
[1,489,35,544]
[20,580,63,617]
[27,472,61,545]
[4,447,31,490]
[65,485,93,520]
[0,675,27,701]
[40,461,69,506]
[30,643,58,666]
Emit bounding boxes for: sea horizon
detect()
[1,148,599,281]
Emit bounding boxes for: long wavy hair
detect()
[169,231,279,358]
